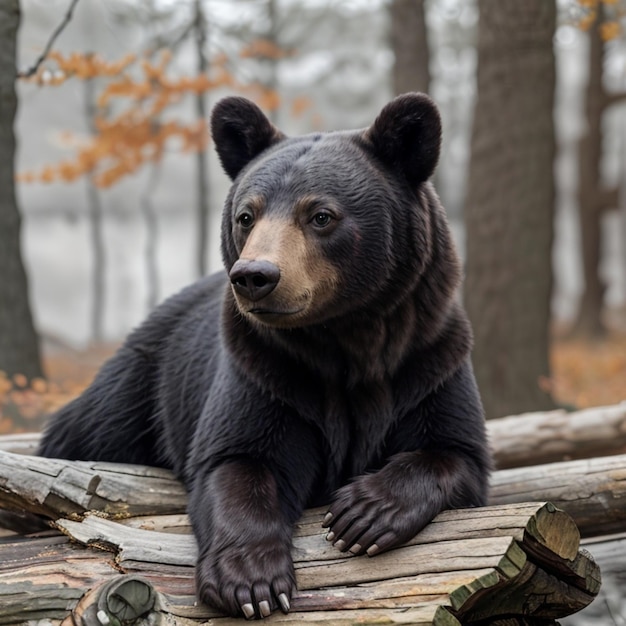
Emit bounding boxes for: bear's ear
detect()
[211,97,286,180]
[365,93,441,184]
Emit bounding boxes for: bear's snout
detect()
[229,259,280,302]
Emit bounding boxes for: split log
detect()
[0,502,600,625]
[488,402,626,469]
[0,451,187,519]
[1,450,625,538]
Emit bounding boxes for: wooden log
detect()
[561,535,626,625]
[489,454,626,537]
[0,433,40,456]
[581,534,626,585]
[0,450,187,519]
[0,502,600,625]
[488,402,626,469]
[1,450,625,539]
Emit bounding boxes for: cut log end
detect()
[526,502,580,561]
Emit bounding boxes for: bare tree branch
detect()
[17,0,80,79]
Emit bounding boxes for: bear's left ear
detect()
[365,93,441,184]
[211,96,286,180]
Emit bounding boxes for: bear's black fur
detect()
[39,93,491,620]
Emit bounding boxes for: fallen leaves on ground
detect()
[550,332,626,410]
[0,343,116,434]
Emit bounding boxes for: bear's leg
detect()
[38,345,160,465]
[322,448,486,556]
[323,361,490,557]
[189,460,295,619]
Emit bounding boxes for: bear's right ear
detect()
[365,93,442,185]
[211,97,286,180]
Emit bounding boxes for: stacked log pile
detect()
[0,401,625,625]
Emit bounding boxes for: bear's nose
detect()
[229,259,280,302]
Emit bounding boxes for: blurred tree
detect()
[464,1,557,419]
[0,0,43,380]
[390,0,430,94]
[83,71,106,341]
[193,0,211,277]
[571,1,626,338]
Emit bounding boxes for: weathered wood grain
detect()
[0,450,187,519]
[1,449,625,539]
[0,534,119,623]
[0,433,40,455]
[0,442,612,624]
[489,454,626,537]
[0,501,600,625]
[489,402,626,469]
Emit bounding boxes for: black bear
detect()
[39,93,491,620]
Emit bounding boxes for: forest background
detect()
[1,0,626,433]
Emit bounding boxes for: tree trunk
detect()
[463,1,557,419]
[84,76,106,342]
[0,0,43,381]
[194,0,210,278]
[390,0,430,95]
[266,0,280,124]
[571,11,608,339]
[140,163,160,311]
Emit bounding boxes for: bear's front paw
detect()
[322,466,437,557]
[196,537,295,620]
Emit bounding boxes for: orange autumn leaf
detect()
[291,96,312,117]
[31,378,48,394]
[17,47,289,190]
[0,373,12,396]
[599,20,621,40]
[578,10,598,30]
[12,373,28,388]
[240,39,291,60]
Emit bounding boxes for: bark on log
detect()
[488,402,626,469]
[1,450,625,539]
[489,454,626,537]
[0,451,187,519]
[0,502,599,625]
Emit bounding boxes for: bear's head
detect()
[211,93,445,329]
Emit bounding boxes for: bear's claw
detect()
[196,539,295,619]
[278,592,290,613]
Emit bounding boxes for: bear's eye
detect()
[237,212,255,229]
[312,212,332,228]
